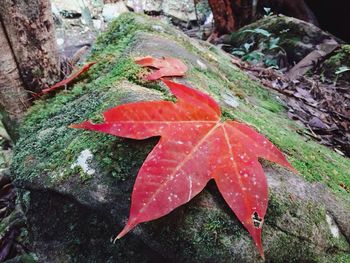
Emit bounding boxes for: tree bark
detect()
[0,21,30,141]
[208,0,237,35]
[0,0,60,94]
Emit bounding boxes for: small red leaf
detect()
[37,62,96,97]
[70,80,296,257]
[135,56,187,80]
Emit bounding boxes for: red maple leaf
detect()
[70,80,296,257]
[135,56,187,80]
[36,62,96,97]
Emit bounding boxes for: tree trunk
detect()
[0,21,30,141]
[208,0,237,35]
[0,0,60,94]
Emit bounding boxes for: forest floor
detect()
[227,56,350,158]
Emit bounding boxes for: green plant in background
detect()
[333,66,350,85]
[232,28,286,69]
[232,42,254,57]
[263,7,273,17]
[335,66,350,75]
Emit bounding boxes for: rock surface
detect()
[126,0,163,13]
[126,0,197,21]
[162,0,196,21]
[102,2,130,22]
[11,13,350,263]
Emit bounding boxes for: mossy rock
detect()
[10,13,350,262]
[321,45,350,82]
[229,15,337,66]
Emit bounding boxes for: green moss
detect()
[11,14,154,185]
[267,233,318,263]
[328,253,350,263]
[182,207,244,251]
[265,191,350,260]
[13,14,162,186]
[270,229,349,263]
[12,78,160,185]
[188,67,233,99]
[12,12,350,202]
[266,192,325,233]
[264,192,288,224]
[259,100,284,113]
[91,14,146,53]
[145,191,248,262]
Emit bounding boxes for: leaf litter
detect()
[230,56,350,157]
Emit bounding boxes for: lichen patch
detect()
[71,149,96,176]
[325,213,340,238]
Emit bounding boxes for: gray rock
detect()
[125,0,197,21]
[52,0,82,15]
[143,0,163,12]
[11,13,350,263]
[125,0,162,13]
[162,0,196,22]
[102,3,129,22]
